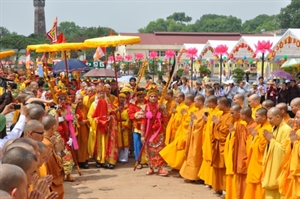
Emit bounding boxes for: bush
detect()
[232,68,245,82]
[177,68,184,77]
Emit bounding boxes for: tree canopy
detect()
[278,0,300,28]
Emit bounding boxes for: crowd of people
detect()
[0,71,300,199]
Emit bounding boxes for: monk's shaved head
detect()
[0,164,27,198]
[2,147,37,173]
[262,100,275,110]
[42,115,56,131]
[186,94,195,101]
[207,95,218,105]
[235,93,245,101]
[268,107,282,117]
[195,95,205,103]
[256,108,268,116]
[241,107,252,118]
[276,103,288,113]
[28,105,45,121]
[5,142,35,154]
[218,97,231,107]
[291,97,300,106]
[249,94,260,102]
[177,92,185,99]
[231,104,242,111]
[13,138,37,150]
[23,120,44,136]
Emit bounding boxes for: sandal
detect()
[158,168,168,176]
[146,168,154,175]
[65,174,75,182]
[136,164,143,170]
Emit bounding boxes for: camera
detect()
[8,82,17,90]
[0,77,17,90]
[50,105,58,109]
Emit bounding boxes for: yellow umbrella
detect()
[0,50,15,59]
[27,43,88,52]
[84,35,141,48]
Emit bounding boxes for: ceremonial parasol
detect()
[0,50,15,59]
[84,68,118,78]
[281,58,300,68]
[271,70,294,80]
[52,59,88,73]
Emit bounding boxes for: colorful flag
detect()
[46,17,58,43]
[25,50,30,69]
[93,47,106,61]
[57,32,66,43]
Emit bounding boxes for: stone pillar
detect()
[33,0,46,34]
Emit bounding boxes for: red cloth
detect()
[92,99,109,133]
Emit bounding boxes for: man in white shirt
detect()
[0,103,27,154]
[178,77,192,95]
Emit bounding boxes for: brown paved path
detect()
[65,158,220,199]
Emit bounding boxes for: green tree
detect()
[166,12,192,24]
[0,34,37,62]
[278,0,300,28]
[242,14,279,33]
[193,14,242,32]
[138,18,168,33]
[0,27,11,37]
[58,21,82,41]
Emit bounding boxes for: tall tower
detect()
[33,0,46,34]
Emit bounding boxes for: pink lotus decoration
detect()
[214,45,229,56]
[186,47,198,58]
[165,50,175,59]
[108,56,114,62]
[254,40,273,54]
[124,54,132,61]
[116,55,123,62]
[149,51,158,59]
[135,53,144,60]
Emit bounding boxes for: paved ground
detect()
[64,158,220,199]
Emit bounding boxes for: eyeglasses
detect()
[32,131,44,135]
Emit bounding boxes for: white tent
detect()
[179,43,205,60]
[230,36,280,59]
[200,40,239,60]
[272,28,300,58]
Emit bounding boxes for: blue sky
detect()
[0,0,291,36]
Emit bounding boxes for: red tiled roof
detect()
[120,32,274,45]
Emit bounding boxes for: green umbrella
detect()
[281,58,300,68]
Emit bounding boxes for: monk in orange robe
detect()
[42,115,65,199]
[198,95,222,187]
[276,103,290,124]
[211,97,233,195]
[225,105,249,199]
[75,94,90,169]
[180,95,206,182]
[244,108,272,199]
[279,110,300,199]
[240,107,257,155]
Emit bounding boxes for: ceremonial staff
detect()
[134,56,176,171]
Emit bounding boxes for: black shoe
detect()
[79,162,89,169]
[107,164,115,169]
[96,162,102,168]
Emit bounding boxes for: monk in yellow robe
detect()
[248,94,262,119]
[211,97,233,194]
[225,105,249,199]
[261,107,291,199]
[164,90,177,122]
[117,93,132,163]
[160,94,197,170]
[198,95,222,187]
[83,87,96,108]
[278,110,300,199]
[165,92,187,145]
[75,94,90,169]
[244,108,272,199]
[180,95,206,181]
[87,85,109,168]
